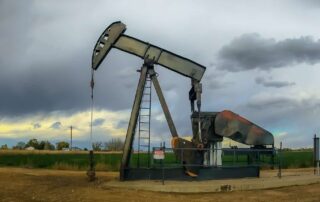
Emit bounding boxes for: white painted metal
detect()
[213,142,222,166]
[209,143,214,166]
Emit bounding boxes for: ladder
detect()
[137,74,152,168]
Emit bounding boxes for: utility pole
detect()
[70,126,73,151]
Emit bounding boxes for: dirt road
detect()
[0,167,320,202]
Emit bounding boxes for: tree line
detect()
[92,138,124,151]
[0,138,124,151]
[8,139,69,150]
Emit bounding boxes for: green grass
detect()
[0,151,122,171]
[280,151,314,168]
[0,150,315,171]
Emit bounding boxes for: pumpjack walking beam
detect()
[91,22,205,81]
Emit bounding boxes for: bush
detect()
[104,138,124,151]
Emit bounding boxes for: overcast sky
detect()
[1,0,320,149]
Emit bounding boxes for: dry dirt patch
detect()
[0,167,320,202]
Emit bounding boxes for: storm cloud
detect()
[33,123,41,129]
[50,122,62,129]
[217,34,320,71]
[0,1,140,116]
[255,77,295,88]
[1,0,320,148]
[92,118,105,127]
[244,93,312,134]
[235,92,320,147]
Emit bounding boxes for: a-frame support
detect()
[120,61,178,180]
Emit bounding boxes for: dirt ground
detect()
[0,167,320,202]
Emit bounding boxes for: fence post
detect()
[314,134,320,176]
[152,147,155,168]
[314,134,316,175]
[161,142,166,185]
[271,144,275,169]
[233,149,236,166]
[278,142,282,179]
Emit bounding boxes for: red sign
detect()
[153,150,165,160]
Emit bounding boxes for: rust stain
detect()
[249,126,264,136]
[171,137,179,148]
[220,110,251,125]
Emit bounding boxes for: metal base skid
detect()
[122,166,260,181]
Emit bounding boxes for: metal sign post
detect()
[153,142,166,185]
[153,149,165,160]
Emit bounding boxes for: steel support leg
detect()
[120,65,148,180]
[149,68,178,138]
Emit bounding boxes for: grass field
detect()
[280,150,314,168]
[0,150,314,171]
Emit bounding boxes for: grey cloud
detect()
[207,80,230,90]
[33,123,41,129]
[2,0,320,150]
[243,93,320,128]
[162,83,176,91]
[235,93,320,147]
[255,77,295,88]
[217,34,320,71]
[293,0,320,8]
[0,6,140,117]
[0,0,199,150]
[116,120,128,129]
[92,118,105,127]
[50,121,62,129]
[0,1,157,117]
[203,70,231,90]
[247,95,298,110]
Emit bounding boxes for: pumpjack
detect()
[91,21,274,180]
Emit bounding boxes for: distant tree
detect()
[13,142,26,150]
[92,142,103,151]
[84,148,88,151]
[25,139,39,149]
[38,141,46,150]
[0,144,8,150]
[56,141,69,150]
[43,141,55,150]
[104,138,124,151]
